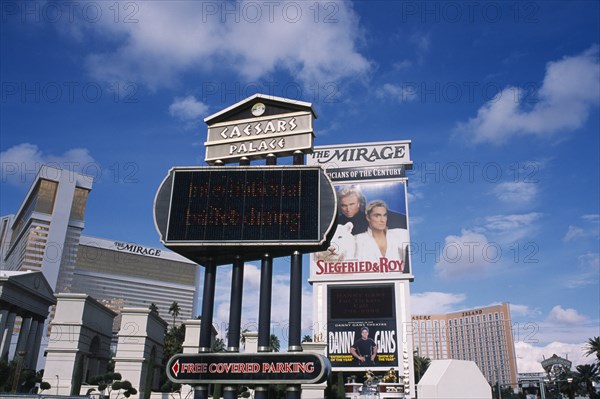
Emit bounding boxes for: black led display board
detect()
[329,285,395,320]
[167,168,319,242]
[166,352,330,384]
[154,166,337,265]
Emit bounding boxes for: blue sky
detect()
[1,1,598,372]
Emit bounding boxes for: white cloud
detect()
[491,181,538,207]
[409,32,431,65]
[563,214,600,242]
[510,304,542,318]
[169,96,209,121]
[566,252,600,288]
[434,229,497,279]
[81,1,370,89]
[546,305,587,325]
[563,225,586,242]
[0,143,96,187]
[410,292,467,314]
[455,45,600,144]
[515,341,593,373]
[435,213,542,279]
[376,83,418,103]
[582,214,600,223]
[409,32,431,53]
[484,212,542,242]
[393,59,412,71]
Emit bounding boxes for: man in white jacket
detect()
[355,200,409,268]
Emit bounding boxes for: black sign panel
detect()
[329,285,395,320]
[166,353,330,384]
[154,166,337,265]
[167,168,318,242]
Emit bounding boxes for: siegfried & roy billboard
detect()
[307,140,413,283]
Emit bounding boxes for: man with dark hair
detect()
[350,327,378,366]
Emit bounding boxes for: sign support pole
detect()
[288,250,303,350]
[290,149,305,352]
[227,256,245,351]
[196,259,217,399]
[287,150,305,399]
[224,256,245,399]
[255,254,273,399]
[287,250,303,399]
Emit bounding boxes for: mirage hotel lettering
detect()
[114,242,162,257]
[312,144,409,165]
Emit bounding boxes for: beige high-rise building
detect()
[412,303,518,387]
[0,165,199,369]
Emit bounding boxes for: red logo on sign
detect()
[172,359,179,376]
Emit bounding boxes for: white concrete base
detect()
[417,360,492,399]
[113,307,167,399]
[300,341,328,399]
[44,294,116,396]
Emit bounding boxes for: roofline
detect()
[204,93,317,123]
[10,165,94,229]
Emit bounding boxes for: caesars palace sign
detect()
[203,95,315,164]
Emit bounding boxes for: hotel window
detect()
[35,179,58,214]
[0,218,8,245]
[70,187,90,220]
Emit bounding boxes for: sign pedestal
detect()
[301,341,328,399]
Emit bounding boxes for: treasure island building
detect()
[411,303,518,388]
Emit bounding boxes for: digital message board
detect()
[154,166,337,265]
[167,352,330,385]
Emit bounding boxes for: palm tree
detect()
[168,301,181,327]
[575,363,600,399]
[213,338,226,352]
[240,328,250,349]
[585,336,600,362]
[39,381,51,393]
[149,303,159,314]
[269,334,280,352]
[302,335,313,343]
[413,350,431,384]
